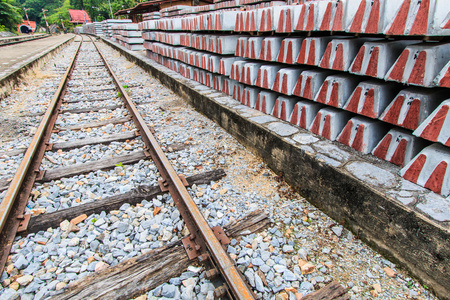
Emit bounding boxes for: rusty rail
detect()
[0,36,82,275]
[91,37,256,299]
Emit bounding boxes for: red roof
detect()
[69,9,91,24]
[17,21,37,31]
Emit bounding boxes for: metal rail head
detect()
[90,36,256,300]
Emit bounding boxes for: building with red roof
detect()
[68,9,91,24]
[17,21,36,33]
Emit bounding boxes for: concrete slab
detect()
[372,129,426,167]
[293,69,333,101]
[336,116,388,154]
[215,11,238,31]
[319,38,372,71]
[267,122,299,136]
[296,37,334,66]
[276,5,298,33]
[255,91,278,114]
[434,60,450,88]
[240,62,262,85]
[235,37,248,57]
[413,99,450,146]
[271,96,298,121]
[380,88,445,131]
[219,57,241,76]
[315,74,360,108]
[230,60,248,81]
[294,1,330,31]
[0,34,75,99]
[259,37,283,62]
[346,161,397,188]
[384,0,436,36]
[347,0,384,34]
[401,143,450,197]
[385,42,450,87]
[343,80,399,119]
[216,36,240,55]
[417,192,450,222]
[309,107,352,141]
[245,37,265,59]
[272,67,302,96]
[291,133,320,145]
[350,40,420,79]
[241,86,261,108]
[208,55,220,73]
[289,100,323,130]
[249,114,279,124]
[277,38,303,65]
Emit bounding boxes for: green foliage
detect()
[47,0,70,24]
[70,0,138,21]
[115,162,124,168]
[0,0,23,33]
[18,0,61,27]
[2,0,140,32]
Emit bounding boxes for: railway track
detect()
[0,35,258,299]
[3,33,426,300]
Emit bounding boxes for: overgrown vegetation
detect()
[1,0,139,34]
[0,0,23,33]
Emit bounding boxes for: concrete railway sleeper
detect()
[0,33,438,300]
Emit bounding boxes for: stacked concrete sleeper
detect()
[137,0,450,198]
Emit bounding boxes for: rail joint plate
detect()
[17,214,31,233]
[182,235,202,260]
[211,226,231,246]
[35,170,45,181]
[158,175,189,192]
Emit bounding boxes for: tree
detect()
[18,0,62,27]
[0,0,23,32]
[47,0,70,24]
[70,0,138,21]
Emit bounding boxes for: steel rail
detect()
[0,36,82,274]
[90,37,256,299]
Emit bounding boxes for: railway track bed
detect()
[0,36,437,299]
